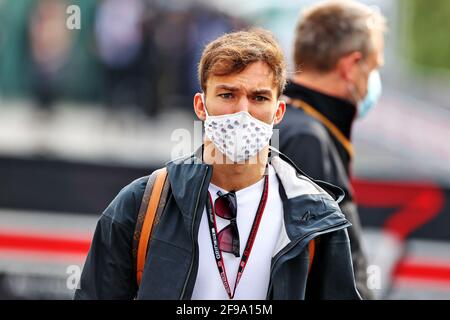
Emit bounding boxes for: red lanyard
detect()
[205,175,269,299]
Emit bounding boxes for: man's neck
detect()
[203,142,269,192]
[292,71,349,101]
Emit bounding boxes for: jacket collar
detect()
[284,80,356,140]
[165,147,211,224]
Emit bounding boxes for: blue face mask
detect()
[357,69,382,118]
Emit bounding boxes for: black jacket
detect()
[74,148,361,300]
[277,81,374,299]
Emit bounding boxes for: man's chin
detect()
[203,142,268,165]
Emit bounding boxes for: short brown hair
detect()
[294,0,386,72]
[198,29,287,96]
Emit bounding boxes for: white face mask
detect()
[202,94,275,163]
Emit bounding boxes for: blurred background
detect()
[0,0,449,299]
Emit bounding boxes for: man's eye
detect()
[219,93,233,99]
[254,96,269,102]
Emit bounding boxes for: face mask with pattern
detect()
[202,94,275,163]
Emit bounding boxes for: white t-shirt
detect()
[191,164,283,300]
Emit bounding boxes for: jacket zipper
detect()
[179,166,209,299]
[267,220,349,297]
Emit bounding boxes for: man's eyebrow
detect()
[215,85,239,92]
[214,85,274,96]
[252,89,272,96]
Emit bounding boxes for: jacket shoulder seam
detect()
[100,212,133,230]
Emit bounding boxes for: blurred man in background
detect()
[94,0,150,116]
[29,0,72,110]
[277,0,386,299]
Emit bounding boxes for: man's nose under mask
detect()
[201,94,274,163]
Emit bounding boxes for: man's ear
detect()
[193,93,207,121]
[273,100,286,125]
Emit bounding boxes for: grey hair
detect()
[293,0,386,72]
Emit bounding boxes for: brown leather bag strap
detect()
[308,239,316,275]
[132,168,168,286]
[132,171,158,272]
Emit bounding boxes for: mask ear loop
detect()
[268,99,282,169]
[347,58,372,106]
[271,100,283,126]
[349,61,371,105]
[200,93,207,162]
[201,93,210,117]
[347,82,361,106]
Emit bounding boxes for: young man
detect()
[75,29,361,300]
[277,0,387,299]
